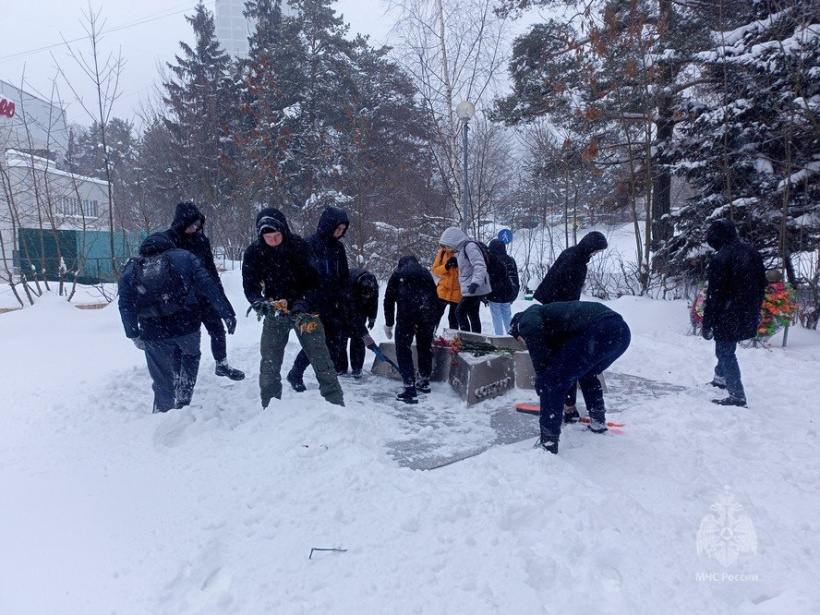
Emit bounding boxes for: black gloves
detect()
[225,316,237,335]
[701,326,714,341]
[445,256,458,270]
[467,282,479,295]
[291,299,309,315]
[367,317,376,330]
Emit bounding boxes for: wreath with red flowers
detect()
[689,281,797,342]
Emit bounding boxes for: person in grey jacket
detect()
[439,227,490,332]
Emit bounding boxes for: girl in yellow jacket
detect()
[431,246,461,330]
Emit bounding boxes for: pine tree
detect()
[162,1,234,226]
[662,0,820,281]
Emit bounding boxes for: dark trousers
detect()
[435,299,459,330]
[456,295,484,333]
[714,340,745,399]
[144,331,202,413]
[291,318,347,376]
[201,305,227,363]
[396,317,435,387]
[341,315,367,373]
[534,316,631,439]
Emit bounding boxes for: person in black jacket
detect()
[118,233,237,413]
[164,202,244,381]
[534,231,608,304]
[383,255,439,404]
[340,268,379,379]
[242,208,344,408]
[533,230,608,422]
[287,206,351,390]
[509,302,631,454]
[487,239,520,335]
[702,218,767,407]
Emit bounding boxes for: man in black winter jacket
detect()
[487,238,520,335]
[702,219,767,407]
[510,302,631,454]
[287,206,352,389]
[340,268,379,379]
[164,202,244,381]
[242,208,344,408]
[383,255,439,404]
[533,230,608,422]
[119,233,237,413]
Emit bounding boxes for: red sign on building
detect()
[0,97,16,118]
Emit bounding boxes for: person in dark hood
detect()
[163,202,244,381]
[509,301,631,454]
[533,230,608,422]
[341,268,379,379]
[383,255,439,404]
[118,233,236,413]
[242,208,344,408]
[702,218,767,407]
[486,238,520,335]
[287,206,352,390]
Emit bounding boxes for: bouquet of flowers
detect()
[689,283,707,328]
[757,282,797,340]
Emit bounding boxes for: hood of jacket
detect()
[397,255,419,270]
[577,231,608,258]
[488,238,507,256]
[439,227,469,251]
[171,202,205,233]
[139,232,176,256]
[256,207,292,239]
[351,269,378,295]
[316,206,350,241]
[706,219,738,251]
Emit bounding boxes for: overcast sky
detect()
[0,1,394,129]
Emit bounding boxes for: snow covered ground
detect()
[2,243,820,614]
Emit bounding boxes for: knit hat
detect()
[257,215,283,236]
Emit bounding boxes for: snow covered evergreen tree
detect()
[162,1,235,238]
[662,0,820,282]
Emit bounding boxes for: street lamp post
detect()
[456,100,475,235]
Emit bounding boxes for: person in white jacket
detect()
[439,227,490,332]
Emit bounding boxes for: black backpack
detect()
[470,241,514,300]
[131,252,189,318]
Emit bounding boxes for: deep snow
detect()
[2,242,820,614]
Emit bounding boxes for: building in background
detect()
[215,0,255,57]
[214,0,295,58]
[0,80,139,285]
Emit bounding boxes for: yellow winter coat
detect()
[432,247,462,303]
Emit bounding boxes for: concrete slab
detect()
[382,371,688,469]
[448,353,515,405]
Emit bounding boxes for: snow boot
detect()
[712,396,747,408]
[709,375,727,389]
[587,417,609,434]
[351,369,363,379]
[415,378,431,394]
[534,435,559,454]
[215,361,245,381]
[286,370,307,393]
[563,405,580,424]
[397,386,418,405]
